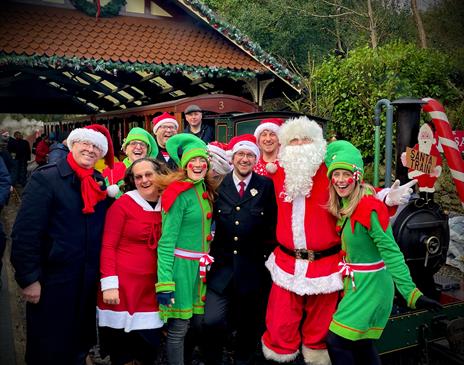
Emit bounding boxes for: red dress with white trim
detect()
[97,191,163,332]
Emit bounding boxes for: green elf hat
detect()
[166,133,209,169]
[122,127,158,158]
[325,140,364,181]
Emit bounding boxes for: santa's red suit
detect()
[262,163,344,362]
[407,143,442,193]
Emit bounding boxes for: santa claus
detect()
[262,116,415,365]
[401,123,442,197]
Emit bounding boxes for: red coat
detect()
[265,164,344,295]
[35,140,49,164]
[97,191,163,331]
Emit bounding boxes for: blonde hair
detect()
[327,181,376,219]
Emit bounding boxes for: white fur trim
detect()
[106,184,120,198]
[254,122,281,140]
[101,276,119,291]
[207,144,229,161]
[375,188,389,202]
[265,253,343,295]
[97,308,164,332]
[126,190,161,212]
[67,128,108,156]
[292,195,307,249]
[419,186,435,193]
[152,118,178,133]
[262,341,299,363]
[232,141,261,160]
[278,117,323,148]
[301,346,331,365]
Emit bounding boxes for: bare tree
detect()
[411,0,427,48]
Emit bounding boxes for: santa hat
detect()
[207,141,232,175]
[254,118,284,140]
[67,124,114,169]
[228,134,260,160]
[325,140,364,181]
[278,116,324,148]
[152,112,179,134]
[122,127,159,158]
[166,133,209,169]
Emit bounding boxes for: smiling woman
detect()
[97,157,170,365]
[154,134,218,365]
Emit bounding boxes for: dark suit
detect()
[204,171,277,365]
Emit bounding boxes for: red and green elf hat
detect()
[166,133,209,169]
[325,140,364,181]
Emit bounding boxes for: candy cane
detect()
[422,98,464,208]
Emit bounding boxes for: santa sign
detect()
[404,146,437,174]
[401,123,442,193]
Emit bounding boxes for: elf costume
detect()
[155,134,213,321]
[325,141,422,342]
[102,127,158,198]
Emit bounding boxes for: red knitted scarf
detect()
[67,153,107,214]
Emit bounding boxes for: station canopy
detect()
[0,0,301,114]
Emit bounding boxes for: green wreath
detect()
[70,0,127,18]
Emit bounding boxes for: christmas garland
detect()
[0,53,259,79]
[182,0,301,88]
[70,0,127,18]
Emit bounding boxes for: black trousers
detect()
[99,327,161,365]
[326,331,381,365]
[203,283,267,365]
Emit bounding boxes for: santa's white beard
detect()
[279,142,325,201]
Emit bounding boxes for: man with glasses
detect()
[152,112,179,170]
[103,127,158,198]
[11,125,113,365]
[203,134,277,365]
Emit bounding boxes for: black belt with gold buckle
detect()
[279,245,341,261]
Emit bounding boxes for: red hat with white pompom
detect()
[152,112,178,134]
[253,118,284,140]
[67,124,114,169]
[227,134,260,160]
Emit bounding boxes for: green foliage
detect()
[300,42,463,159]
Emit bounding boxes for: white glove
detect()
[385,179,417,206]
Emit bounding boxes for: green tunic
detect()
[329,195,422,340]
[156,180,212,321]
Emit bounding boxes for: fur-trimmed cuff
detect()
[265,253,343,295]
[100,276,118,291]
[262,341,299,363]
[301,346,331,365]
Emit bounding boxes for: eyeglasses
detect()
[235,152,256,160]
[78,141,102,152]
[128,141,147,148]
[159,125,177,131]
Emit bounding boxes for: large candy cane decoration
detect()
[422,98,464,208]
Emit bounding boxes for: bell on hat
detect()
[67,124,114,169]
[254,118,284,140]
[166,134,209,169]
[228,134,260,160]
[152,112,179,134]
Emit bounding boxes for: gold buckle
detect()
[295,249,315,262]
